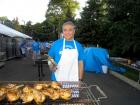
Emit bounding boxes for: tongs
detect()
[15,84,24,89]
[8,84,24,91]
[44,54,57,66]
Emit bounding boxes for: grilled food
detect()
[23,86,33,93]
[33,89,46,104]
[0,87,6,101]
[0,81,72,103]
[20,92,34,103]
[60,89,72,100]
[21,86,34,103]
[42,89,51,97]
[51,82,61,89]
[34,83,50,90]
[43,83,50,89]
[34,84,44,90]
[6,90,20,102]
[42,88,59,100]
[49,89,59,100]
[5,84,17,90]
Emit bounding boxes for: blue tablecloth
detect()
[84,47,126,73]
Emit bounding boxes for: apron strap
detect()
[63,39,65,50]
[73,40,77,50]
[63,38,77,50]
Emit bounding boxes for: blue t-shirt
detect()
[48,39,84,64]
[48,39,84,81]
[32,41,40,52]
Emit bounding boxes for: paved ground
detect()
[0,57,140,105]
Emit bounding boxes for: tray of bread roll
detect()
[0,81,105,105]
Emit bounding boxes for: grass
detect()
[112,62,139,82]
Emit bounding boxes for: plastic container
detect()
[102,65,108,74]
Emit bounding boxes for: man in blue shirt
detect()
[45,41,50,53]
[32,39,40,61]
[48,21,84,81]
[20,40,26,57]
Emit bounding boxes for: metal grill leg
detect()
[38,61,41,81]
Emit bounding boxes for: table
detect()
[35,58,48,81]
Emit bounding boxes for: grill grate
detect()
[0,81,104,105]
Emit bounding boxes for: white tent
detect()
[0,23,32,39]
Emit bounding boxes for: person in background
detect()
[40,41,46,54]
[32,38,40,63]
[45,41,50,53]
[26,40,32,57]
[20,40,26,57]
[48,21,84,82]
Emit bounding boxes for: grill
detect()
[0,81,107,105]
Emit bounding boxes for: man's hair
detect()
[62,21,75,31]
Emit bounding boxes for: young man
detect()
[32,39,40,61]
[48,21,84,81]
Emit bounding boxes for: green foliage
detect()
[1,0,139,58]
[45,0,79,36]
[76,0,108,44]
[0,16,8,24]
[12,17,22,31]
[76,0,140,58]
[0,16,22,31]
[114,62,139,81]
[107,0,140,58]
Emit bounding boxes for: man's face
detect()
[63,25,75,40]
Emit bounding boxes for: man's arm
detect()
[78,60,84,80]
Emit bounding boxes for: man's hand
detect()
[48,60,57,72]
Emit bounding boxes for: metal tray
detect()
[0,81,107,105]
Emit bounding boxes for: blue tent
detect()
[84,47,126,73]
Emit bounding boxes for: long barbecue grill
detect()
[0,81,107,105]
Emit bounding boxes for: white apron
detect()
[54,39,79,81]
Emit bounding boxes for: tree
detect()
[45,0,79,37]
[12,17,22,31]
[77,0,140,59]
[76,0,108,45]
[0,16,14,28]
[22,21,33,36]
[0,16,8,24]
[107,0,140,58]
[32,22,48,41]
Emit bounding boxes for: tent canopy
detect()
[84,47,126,73]
[0,23,32,39]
